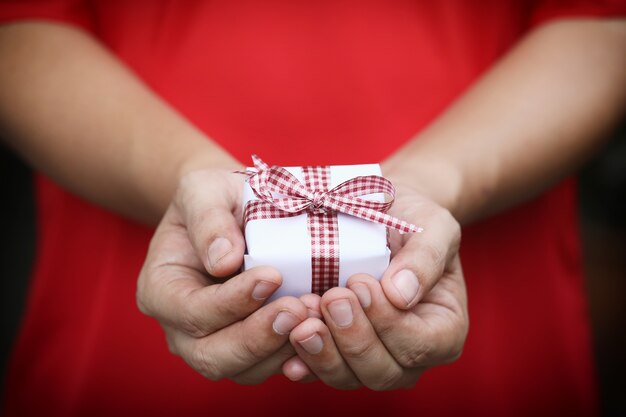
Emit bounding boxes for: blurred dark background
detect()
[579,123,626,417]
[1,125,625,415]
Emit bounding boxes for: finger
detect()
[172,296,308,381]
[282,356,315,382]
[289,318,361,390]
[176,170,246,277]
[231,343,298,385]
[164,323,320,385]
[299,293,322,319]
[382,208,461,309]
[320,288,406,391]
[348,273,467,368]
[142,265,282,337]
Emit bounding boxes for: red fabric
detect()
[1,1,625,416]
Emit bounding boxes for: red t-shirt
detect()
[1,1,625,416]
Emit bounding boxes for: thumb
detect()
[381,208,460,309]
[176,169,246,277]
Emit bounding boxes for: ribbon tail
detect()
[243,200,304,227]
[332,203,423,234]
[251,154,270,171]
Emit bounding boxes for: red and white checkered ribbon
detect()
[241,155,422,295]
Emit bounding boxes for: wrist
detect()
[135,133,241,223]
[382,151,464,220]
[176,140,242,183]
[175,142,245,212]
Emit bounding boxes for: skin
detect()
[1,18,625,389]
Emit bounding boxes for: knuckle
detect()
[315,359,346,379]
[313,360,361,390]
[190,345,224,381]
[238,333,273,363]
[189,205,232,242]
[213,285,243,318]
[213,299,237,321]
[178,305,211,338]
[340,340,377,361]
[395,342,432,369]
[420,243,445,268]
[370,314,398,340]
[178,288,220,337]
[192,206,221,230]
[366,369,403,391]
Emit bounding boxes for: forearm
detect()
[384,18,626,224]
[0,21,238,225]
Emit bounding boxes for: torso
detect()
[2,1,603,416]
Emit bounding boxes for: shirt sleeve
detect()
[0,0,92,31]
[530,0,626,27]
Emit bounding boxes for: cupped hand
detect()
[283,186,469,390]
[136,169,310,384]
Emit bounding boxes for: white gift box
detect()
[242,163,391,300]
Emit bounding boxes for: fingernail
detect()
[272,311,300,335]
[252,281,277,301]
[208,237,232,269]
[328,299,353,327]
[298,333,324,355]
[391,269,420,306]
[350,284,371,309]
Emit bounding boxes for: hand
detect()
[136,168,310,384]
[282,186,468,390]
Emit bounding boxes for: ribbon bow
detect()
[241,155,422,234]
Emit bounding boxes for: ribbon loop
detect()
[241,155,422,234]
